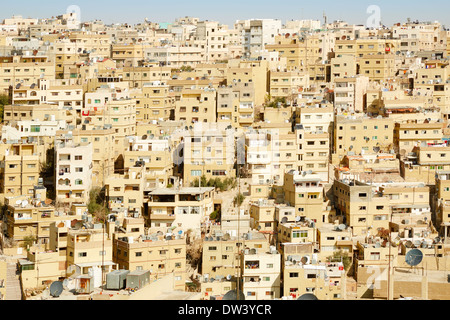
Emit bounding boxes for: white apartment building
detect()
[55,142,93,208]
[243,19,282,58]
[242,247,281,300]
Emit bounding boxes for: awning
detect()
[335,240,353,247]
[75,261,116,268]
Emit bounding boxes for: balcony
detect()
[239,115,254,123]
[14,213,32,221]
[150,213,176,220]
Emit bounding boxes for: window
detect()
[370,252,381,260]
[78,252,87,257]
[136,252,142,257]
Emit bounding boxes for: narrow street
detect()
[5,262,22,300]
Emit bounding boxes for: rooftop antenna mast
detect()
[237,139,242,298]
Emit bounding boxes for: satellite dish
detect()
[297,293,319,300]
[281,217,288,224]
[72,221,84,230]
[223,233,230,241]
[405,249,423,267]
[301,256,310,265]
[405,240,414,248]
[223,289,245,301]
[338,224,346,231]
[226,274,232,281]
[49,281,64,297]
[62,279,69,289]
[295,216,301,222]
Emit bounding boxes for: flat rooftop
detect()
[148,187,215,195]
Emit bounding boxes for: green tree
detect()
[40,147,55,200]
[233,193,245,207]
[209,210,220,221]
[87,187,109,223]
[327,250,352,271]
[0,94,9,123]
[22,235,37,251]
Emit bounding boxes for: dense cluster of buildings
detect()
[0,11,449,300]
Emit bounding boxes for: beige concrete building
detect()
[56,128,117,188]
[283,171,327,226]
[269,70,309,101]
[394,120,444,155]
[138,81,173,121]
[113,226,187,291]
[265,35,322,73]
[334,76,370,113]
[0,259,6,299]
[123,136,173,189]
[106,165,146,218]
[226,59,269,107]
[434,171,450,238]
[217,82,255,129]
[174,88,217,125]
[317,224,353,261]
[333,179,390,236]
[401,145,450,184]
[283,254,344,300]
[144,46,203,68]
[200,277,237,300]
[202,231,271,279]
[119,66,172,90]
[145,187,215,236]
[295,126,330,182]
[241,248,281,300]
[333,115,395,161]
[294,104,334,133]
[0,143,40,200]
[2,191,80,249]
[0,55,55,95]
[112,43,151,67]
[277,221,316,246]
[249,200,276,234]
[3,103,77,128]
[330,55,357,83]
[181,123,235,186]
[359,54,396,83]
[10,79,83,111]
[66,226,115,285]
